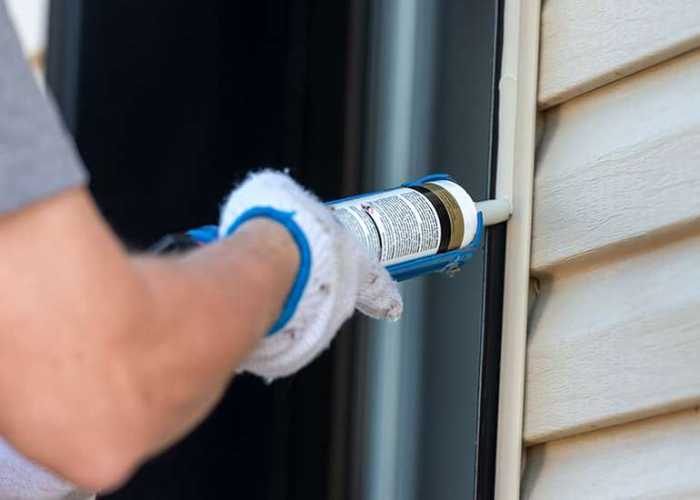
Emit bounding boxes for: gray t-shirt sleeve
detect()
[0,2,87,214]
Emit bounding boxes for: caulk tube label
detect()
[329,180,477,267]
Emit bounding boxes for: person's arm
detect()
[0,187,298,491]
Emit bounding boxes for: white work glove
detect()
[0,439,92,500]
[220,170,403,381]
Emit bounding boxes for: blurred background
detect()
[6,1,503,499]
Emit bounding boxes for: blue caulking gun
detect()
[152,174,510,281]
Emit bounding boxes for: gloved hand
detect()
[220,170,403,381]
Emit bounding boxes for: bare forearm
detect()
[0,189,297,490]
[124,219,297,452]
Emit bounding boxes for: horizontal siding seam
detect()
[538,33,700,109]
[537,0,700,109]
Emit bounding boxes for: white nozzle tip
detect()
[476,199,511,226]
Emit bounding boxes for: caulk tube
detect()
[328,179,478,267]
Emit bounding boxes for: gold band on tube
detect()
[423,183,465,251]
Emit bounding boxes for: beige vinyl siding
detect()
[526,231,700,445]
[532,48,700,273]
[538,0,700,109]
[523,408,700,500]
[524,3,700,498]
